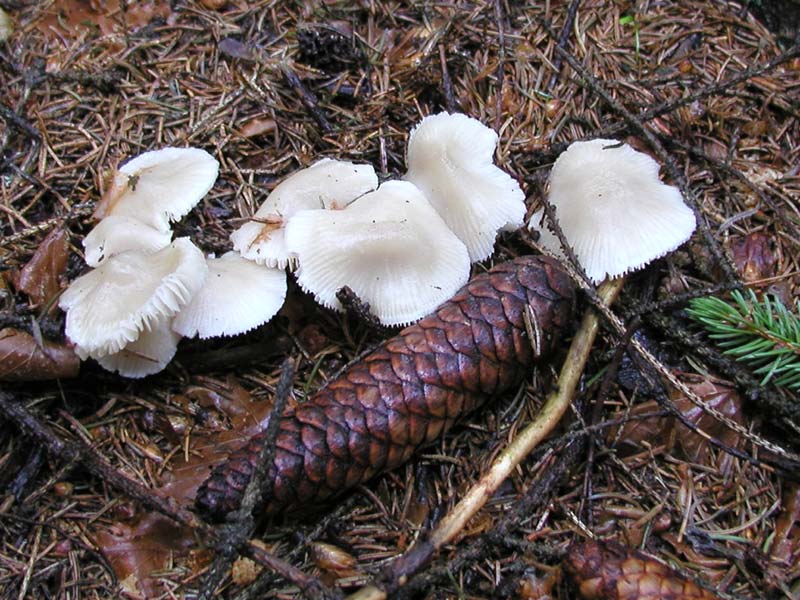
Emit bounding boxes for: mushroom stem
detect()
[346,276,625,600]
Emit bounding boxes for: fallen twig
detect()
[281,65,333,134]
[438,44,457,113]
[547,34,737,283]
[547,0,583,91]
[493,0,507,132]
[394,437,585,599]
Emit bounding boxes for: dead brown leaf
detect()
[35,0,172,41]
[518,570,558,600]
[92,377,274,598]
[198,0,227,10]
[231,555,261,586]
[239,117,277,138]
[14,227,69,311]
[610,377,743,463]
[768,483,800,587]
[308,542,358,575]
[730,232,776,285]
[93,516,198,600]
[0,328,80,381]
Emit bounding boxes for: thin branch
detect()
[580,316,638,526]
[493,0,507,132]
[0,101,41,141]
[281,65,333,134]
[547,0,582,91]
[613,45,800,135]
[438,44,457,113]
[394,437,584,599]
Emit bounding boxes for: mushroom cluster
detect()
[229,112,524,328]
[59,148,288,377]
[60,113,527,377]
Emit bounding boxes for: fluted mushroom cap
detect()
[173,252,287,339]
[231,158,378,269]
[285,180,470,326]
[59,238,207,357]
[404,112,526,262]
[529,139,696,283]
[93,147,219,232]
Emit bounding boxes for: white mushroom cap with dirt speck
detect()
[231,158,378,269]
[172,251,287,339]
[285,180,470,327]
[82,215,172,267]
[403,112,526,262]
[92,147,219,233]
[528,139,696,283]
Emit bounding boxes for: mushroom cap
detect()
[529,139,696,283]
[83,215,172,267]
[231,158,378,269]
[59,238,208,357]
[172,251,288,339]
[285,180,471,326]
[93,147,219,232]
[404,112,526,262]
[94,321,181,379]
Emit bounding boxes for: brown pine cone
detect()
[195,255,575,520]
[565,540,722,599]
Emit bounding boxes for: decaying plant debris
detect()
[1,1,799,599]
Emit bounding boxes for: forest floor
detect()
[1,1,799,599]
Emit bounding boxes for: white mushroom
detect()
[231,158,378,269]
[94,321,182,379]
[404,112,526,262]
[285,180,470,326]
[59,238,207,357]
[172,252,287,339]
[93,147,219,232]
[528,139,696,283]
[83,215,172,267]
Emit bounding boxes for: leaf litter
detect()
[0,0,798,598]
[92,376,277,598]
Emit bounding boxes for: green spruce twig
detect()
[687,289,800,390]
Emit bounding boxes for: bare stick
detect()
[547,0,583,91]
[281,66,333,134]
[608,45,800,137]
[548,40,737,283]
[438,44,457,113]
[493,0,506,132]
